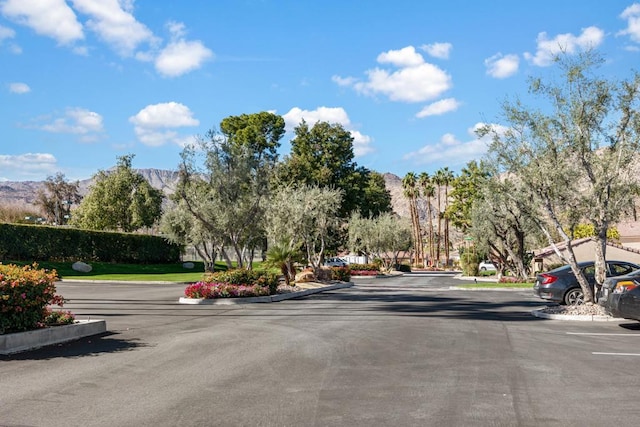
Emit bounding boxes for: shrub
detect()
[184,282,271,299]
[330,266,351,282]
[193,269,279,298]
[0,263,69,334]
[348,263,379,272]
[394,264,411,273]
[350,270,379,276]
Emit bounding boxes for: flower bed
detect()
[1,263,74,334]
[184,269,279,299]
[350,270,380,276]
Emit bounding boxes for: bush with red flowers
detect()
[184,269,279,299]
[0,263,73,334]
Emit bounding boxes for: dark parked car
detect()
[533,260,640,305]
[598,269,640,320]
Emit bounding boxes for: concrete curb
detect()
[530,308,623,322]
[178,282,354,305]
[448,286,524,291]
[1,319,107,355]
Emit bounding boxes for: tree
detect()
[471,176,542,280]
[446,161,489,233]
[277,120,390,219]
[437,167,455,267]
[402,172,422,266]
[35,172,81,225]
[419,172,435,267]
[161,199,223,272]
[480,50,640,303]
[174,112,284,269]
[71,155,163,232]
[348,212,412,271]
[265,184,343,270]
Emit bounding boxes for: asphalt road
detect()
[2,273,640,427]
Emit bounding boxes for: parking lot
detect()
[2,274,640,426]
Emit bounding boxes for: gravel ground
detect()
[538,303,608,316]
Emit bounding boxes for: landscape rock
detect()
[72,261,92,273]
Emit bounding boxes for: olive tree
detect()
[348,212,412,271]
[480,51,640,303]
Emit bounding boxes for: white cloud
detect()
[0,153,57,179]
[524,26,605,67]
[0,24,15,41]
[618,3,640,43]
[8,82,30,93]
[70,0,156,56]
[282,106,374,156]
[377,46,424,67]
[1,0,84,45]
[129,102,199,146]
[155,39,213,77]
[154,21,213,77]
[334,46,452,103]
[36,108,104,141]
[403,123,495,167]
[416,98,461,118]
[421,42,452,59]
[484,53,519,78]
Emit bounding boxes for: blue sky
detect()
[1,0,639,182]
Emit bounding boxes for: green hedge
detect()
[0,223,181,264]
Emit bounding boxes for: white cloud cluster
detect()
[282,106,374,156]
[154,21,213,77]
[38,107,104,141]
[0,0,212,77]
[402,123,496,168]
[619,3,640,44]
[0,152,57,180]
[484,53,519,78]
[70,0,156,57]
[524,26,605,66]
[333,45,459,120]
[333,46,452,103]
[415,98,461,118]
[421,42,452,59]
[1,0,83,45]
[129,102,199,146]
[0,23,15,41]
[8,82,30,93]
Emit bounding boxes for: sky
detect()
[1,0,640,182]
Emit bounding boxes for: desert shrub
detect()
[0,263,70,334]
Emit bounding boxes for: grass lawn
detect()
[5,260,237,282]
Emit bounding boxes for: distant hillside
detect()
[0,170,411,217]
[0,169,181,208]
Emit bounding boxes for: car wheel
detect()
[564,288,584,306]
[480,267,487,271]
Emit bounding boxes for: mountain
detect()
[0,169,181,209]
[0,170,411,217]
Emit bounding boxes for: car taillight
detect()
[540,273,558,285]
[613,281,639,294]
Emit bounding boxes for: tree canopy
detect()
[71,154,163,232]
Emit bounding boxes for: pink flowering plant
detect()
[348,263,381,277]
[184,269,279,299]
[0,263,71,334]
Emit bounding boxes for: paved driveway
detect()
[2,273,640,426]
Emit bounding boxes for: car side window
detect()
[609,263,634,276]
[582,265,595,276]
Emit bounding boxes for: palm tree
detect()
[419,172,435,267]
[265,240,301,286]
[440,167,455,267]
[433,169,444,267]
[402,172,422,266]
